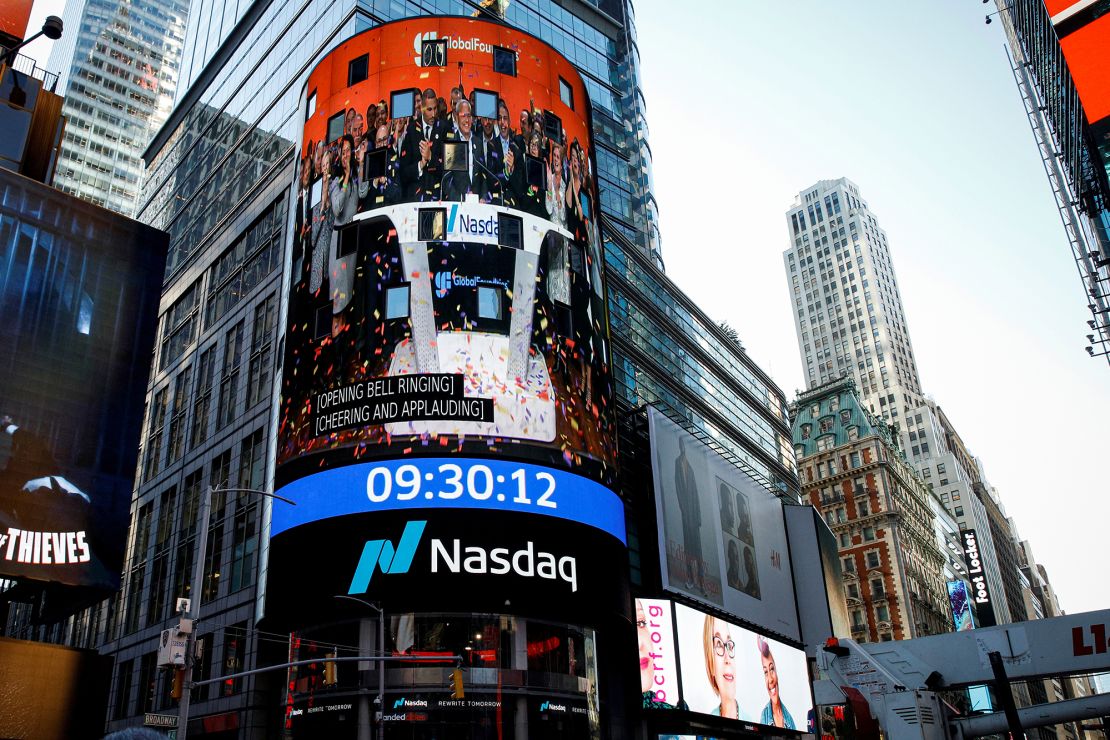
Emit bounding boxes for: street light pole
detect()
[177,486,294,740]
[334,594,385,740]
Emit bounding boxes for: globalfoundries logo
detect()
[347,520,579,594]
[412,31,494,64]
[434,271,453,297]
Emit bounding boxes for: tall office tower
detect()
[991,1,1110,365]
[44,0,190,215]
[784,177,924,423]
[59,0,800,737]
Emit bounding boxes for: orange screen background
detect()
[1059,14,1110,124]
[302,17,593,156]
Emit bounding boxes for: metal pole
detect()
[377,608,385,740]
[988,650,1025,740]
[177,486,213,740]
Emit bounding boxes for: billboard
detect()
[266,508,627,626]
[271,17,621,622]
[637,598,680,709]
[947,580,975,632]
[0,173,166,591]
[647,408,799,642]
[959,529,997,627]
[672,603,811,732]
[1046,0,1110,124]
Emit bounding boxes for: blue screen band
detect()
[273,457,627,544]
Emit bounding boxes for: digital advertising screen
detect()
[647,408,800,642]
[947,580,975,632]
[270,17,621,623]
[0,179,166,592]
[637,598,680,710]
[959,529,997,627]
[672,603,812,733]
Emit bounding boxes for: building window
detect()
[871,578,886,598]
[955,506,964,517]
[222,622,249,696]
[558,77,574,109]
[840,532,850,548]
[144,387,168,481]
[217,321,244,430]
[863,526,876,541]
[347,53,369,85]
[811,404,821,417]
[819,416,834,433]
[842,556,855,573]
[205,199,284,329]
[846,425,858,441]
[846,582,859,599]
[816,435,834,451]
[937,463,946,474]
[850,452,861,468]
[246,295,276,409]
[851,609,865,629]
[801,423,812,439]
[159,280,200,370]
[829,396,840,412]
[190,345,216,448]
[858,500,869,517]
[137,652,157,715]
[167,366,192,465]
[876,605,889,622]
[113,658,134,719]
[866,551,880,569]
[230,430,265,592]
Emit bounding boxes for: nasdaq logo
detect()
[348,520,427,594]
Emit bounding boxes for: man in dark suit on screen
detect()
[399,88,447,201]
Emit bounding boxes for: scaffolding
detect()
[995,0,1110,365]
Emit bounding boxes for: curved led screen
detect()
[270,17,623,623]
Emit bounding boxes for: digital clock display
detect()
[274,457,626,544]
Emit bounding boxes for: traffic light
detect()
[324,651,338,686]
[171,668,185,700]
[451,667,464,699]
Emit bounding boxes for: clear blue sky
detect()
[22,0,1107,615]
[634,0,1109,615]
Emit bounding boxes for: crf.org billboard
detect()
[647,408,800,642]
[0,179,166,591]
[270,17,622,623]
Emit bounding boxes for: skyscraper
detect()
[784,177,924,424]
[45,0,190,215]
[784,180,1015,629]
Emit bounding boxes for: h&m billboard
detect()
[647,408,800,642]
